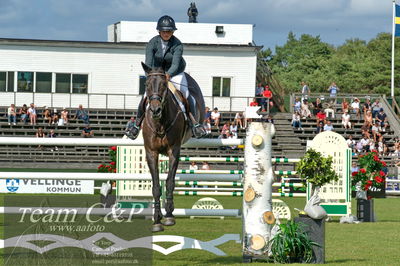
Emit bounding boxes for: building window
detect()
[36,72,52,93]
[139,75,146,95]
[0,72,6,91]
[72,74,88,94]
[56,73,71,93]
[17,72,33,92]
[7,72,14,92]
[212,77,231,97]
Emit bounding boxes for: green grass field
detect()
[0,195,399,265]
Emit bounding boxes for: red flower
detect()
[371,149,378,154]
[97,164,104,169]
[381,161,387,167]
[373,155,379,161]
[360,168,366,174]
[113,168,117,173]
[374,176,384,183]
[379,170,385,177]
[110,146,117,151]
[352,171,358,176]
[367,180,373,185]
[364,184,371,190]
[367,196,372,200]
[110,161,116,166]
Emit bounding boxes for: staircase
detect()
[273,112,306,158]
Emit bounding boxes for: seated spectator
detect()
[355,140,363,154]
[47,129,58,151]
[363,110,373,130]
[36,127,45,150]
[189,161,198,170]
[221,122,230,136]
[360,135,371,153]
[293,98,301,113]
[315,121,324,134]
[371,122,382,142]
[125,117,136,132]
[341,111,351,129]
[201,161,210,170]
[377,140,387,156]
[312,98,323,116]
[7,104,17,126]
[350,98,361,120]
[324,101,335,119]
[227,131,238,150]
[363,98,371,115]
[301,99,312,119]
[265,114,274,124]
[210,108,220,128]
[351,161,359,173]
[19,104,29,124]
[203,118,212,136]
[60,108,69,125]
[43,107,51,125]
[316,110,327,126]
[51,109,59,125]
[234,112,244,129]
[73,104,89,124]
[249,98,259,107]
[347,135,356,153]
[291,111,303,131]
[369,140,376,152]
[371,99,382,118]
[204,107,211,121]
[376,108,388,130]
[323,120,334,131]
[28,103,37,125]
[230,121,238,137]
[341,98,349,113]
[82,124,94,138]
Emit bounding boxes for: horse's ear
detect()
[141,62,152,74]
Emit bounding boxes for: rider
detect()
[126,15,205,140]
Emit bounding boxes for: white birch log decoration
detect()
[242,122,276,257]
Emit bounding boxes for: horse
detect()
[140,62,205,232]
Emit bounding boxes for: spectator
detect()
[341,98,349,113]
[327,82,339,102]
[351,98,361,120]
[291,111,303,131]
[230,121,238,137]
[82,124,94,138]
[363,98,371,115]
[376,108,387,130]
[28,103,37,125]
[324,101,335,119]
[201,161,210,170]
[360,135,371,153]
[210,107,220,128]
[249,97,259,107]
[265,114,274,124]
[262,85,273,112]
[363,110,373,130]
[227,131,238,150]
[312,98,323,116]
[378,140,388,156]
[51,109,59,125]
[351,161,359,173]
[293,98,301,113]
[203,118,212,136]
[255,83,264,106]
[371,122,382,142]
[315,121,324,134]
[125,117,136,132]
[323,120,334,131]
[301,81,310,101]
[19,104,29,124]
[48,129,58,151]
[234,112,244,129]
[7,104,17,125]
[316,110,327,126]
[60,107,69,125]
[342,111,351,129]
[204,107,211,122]
[347,135,356,153]
[220,122,230,136]
[74,104,89,124]
[43,107,51,125]
[36,127,45,150]
[301,99,312,119]
[371,99,382,118]
[189,161,198,170]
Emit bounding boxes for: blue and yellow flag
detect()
[395,4,400,36]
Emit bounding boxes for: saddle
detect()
[168,81,188,116]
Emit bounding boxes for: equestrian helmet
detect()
[156,15,177,31]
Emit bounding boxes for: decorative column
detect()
[242,122,275,261]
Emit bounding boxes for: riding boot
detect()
[125,96,146,140]
[187,95,207,138]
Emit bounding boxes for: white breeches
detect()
[171,72,189,99]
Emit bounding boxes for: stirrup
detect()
[125,125,140,140]
[192,123,207,139]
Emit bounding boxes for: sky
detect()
[0,0,395,51]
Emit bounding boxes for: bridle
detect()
[147,72,167,108]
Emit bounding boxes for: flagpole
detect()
[391,0,396,97]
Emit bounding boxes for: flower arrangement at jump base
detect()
[351,150,386,199]
[97,146,117,173]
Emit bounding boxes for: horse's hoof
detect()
[162,217,176,226]
[152,224,164,232]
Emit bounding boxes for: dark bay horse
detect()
[141,62,205,232]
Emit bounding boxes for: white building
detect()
[0,21,259,111]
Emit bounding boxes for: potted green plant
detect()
[270,220,318,263]
[296,149,339,219]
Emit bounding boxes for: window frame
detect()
[212,76,232,97]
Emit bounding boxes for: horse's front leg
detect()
[163,145,181,226]
[146,149,163,232]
